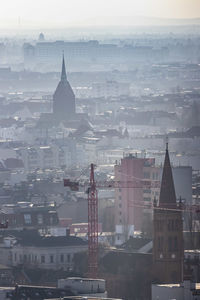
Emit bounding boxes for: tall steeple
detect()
[153,142,183,284]
[61,53,67,82]
[159,142,176,207]
[53,54,75,120]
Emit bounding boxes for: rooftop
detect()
[0,229,87,247]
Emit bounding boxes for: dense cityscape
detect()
[0,1,200,299]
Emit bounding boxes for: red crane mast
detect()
[64,170,200,279]
[87,163,98,278]
[64,168,160,278]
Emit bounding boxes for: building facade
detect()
[114,154,160,244]
[0,234,87,272]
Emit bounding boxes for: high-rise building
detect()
[153,144,183,283]
[114,154,160,244]
[53,55,76,121]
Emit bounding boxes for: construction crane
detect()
[64,165,200,278]
[87,163,98,278]
[64,163,160,278]
[64,163,99,278]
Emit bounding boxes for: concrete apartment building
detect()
[114,154,160,244]
[114,153,193,244]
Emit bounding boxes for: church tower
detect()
[53,54,75,121]
[153,143,183,283]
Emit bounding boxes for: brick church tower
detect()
[153,143,183,283]
[53,54,76,121]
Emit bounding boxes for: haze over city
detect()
[1,0,200,29]
[0,1,199,300]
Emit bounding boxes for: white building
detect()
[15,144,75,171]
[11,244,86,271]
[0,235,87,271]
[58,277,107,298]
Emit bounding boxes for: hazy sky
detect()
[1,0,200,28]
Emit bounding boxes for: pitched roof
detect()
[19,235,87,247]
[159,144,177,208]
[1,229,87,247]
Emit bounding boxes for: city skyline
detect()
[0,0,199,298]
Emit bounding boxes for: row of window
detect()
[157,236,179,252]
[143,172,159,180]
[156,219,180,231]
[143,189,151,194]
[1,214,47,226]
[168,219,180,231]
[14,253,72,264]
[144,197,152,202]
[186,255,200,261]
[23,213,57,225]
[24,214,43,224]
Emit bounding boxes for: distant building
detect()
[153,144,183,283]
[22,39,169,72]
[53,55,76,121]
[23,43,35,68]
[15,143,76,171]
[38,32,45,42]
[27,40,119,68]
[92,81,130,98]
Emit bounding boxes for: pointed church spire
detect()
[159,142,177,208]
[61,52,67,82]
[166,135,168,151]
